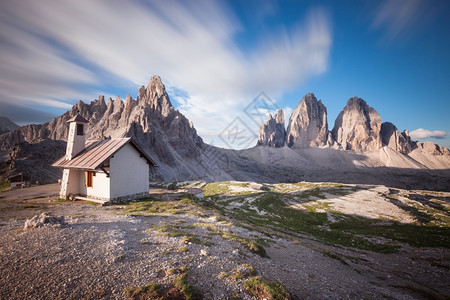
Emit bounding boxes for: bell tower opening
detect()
[77,123,84,136]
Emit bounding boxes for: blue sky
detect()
[0,0,449,148]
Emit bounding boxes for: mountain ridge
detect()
[258,93,449,157]
[1,76,449,190]
[0,116,19,135]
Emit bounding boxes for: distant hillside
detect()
[0,116,19,135]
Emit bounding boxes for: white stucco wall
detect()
[77,171,85,196]
[61,169,82,197]
[109,143,149,198]
[85,171,110,199]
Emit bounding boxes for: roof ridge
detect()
[52,137,156,169]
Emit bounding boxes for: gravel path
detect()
[0,185,448,299]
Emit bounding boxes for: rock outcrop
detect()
[257,110,286,147]
[286,93,333,148]
[332,97,382,152]
[415,141,450,156]
[380,122,413,154]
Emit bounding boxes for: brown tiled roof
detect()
[52,138,156,170]
[67,114,88,123]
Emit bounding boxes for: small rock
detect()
[24,213,66,230]
[200,249,209,256]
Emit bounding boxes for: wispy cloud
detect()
[371,0,427,41]
[0,0,331,148]
[410,128,449,140]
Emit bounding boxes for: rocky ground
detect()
[0,182,449,299]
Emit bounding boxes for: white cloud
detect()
[371,0,427,41]
[283,106,294,123]
[410,128,449,140]
[0,0,332,148]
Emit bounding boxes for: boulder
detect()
[24,213,66,230]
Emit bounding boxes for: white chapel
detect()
[53,114,156,204]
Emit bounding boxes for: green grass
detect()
[173,270,202,300]
[192,223,220,232]
[221,233,268,257]
[86,201,101,206]
[178,246,189,253]
[230,264,257,281]
[190,221,268,257]
[303,201,333,213]
[213,192,404,253]
[330,218,450,248]
[124,268,201,300]
[151,224,186,237]
[141,182,449,255]
[0,181,9,192]
[244,276,291,300]
[152,224,213,247]
[272,182,346,194]
[296,187,326,200]
[203,182,230,197]
[117,196,202,216]
[124,283,161,300]
[55,197,70,202]
[168,181,178,190]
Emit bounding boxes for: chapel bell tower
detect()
[66,114,88,160]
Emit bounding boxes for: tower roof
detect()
[67,114,88,123]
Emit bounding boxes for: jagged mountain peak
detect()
[0,75,203,177]
[286,93,332,148]
[125,94,133,103]
[380,122,413,154]
[303,92,317,102]
[274,109,284,124]
[135,75,174,117]
[257,109,286,148]
[332,96,382,152]
[347,96,366,105]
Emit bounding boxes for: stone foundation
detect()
[108,192,149,204]
[74,192,149,204]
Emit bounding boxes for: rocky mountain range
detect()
[1,76,449,190]
[0,76,205,183]
[258,93,449,157]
